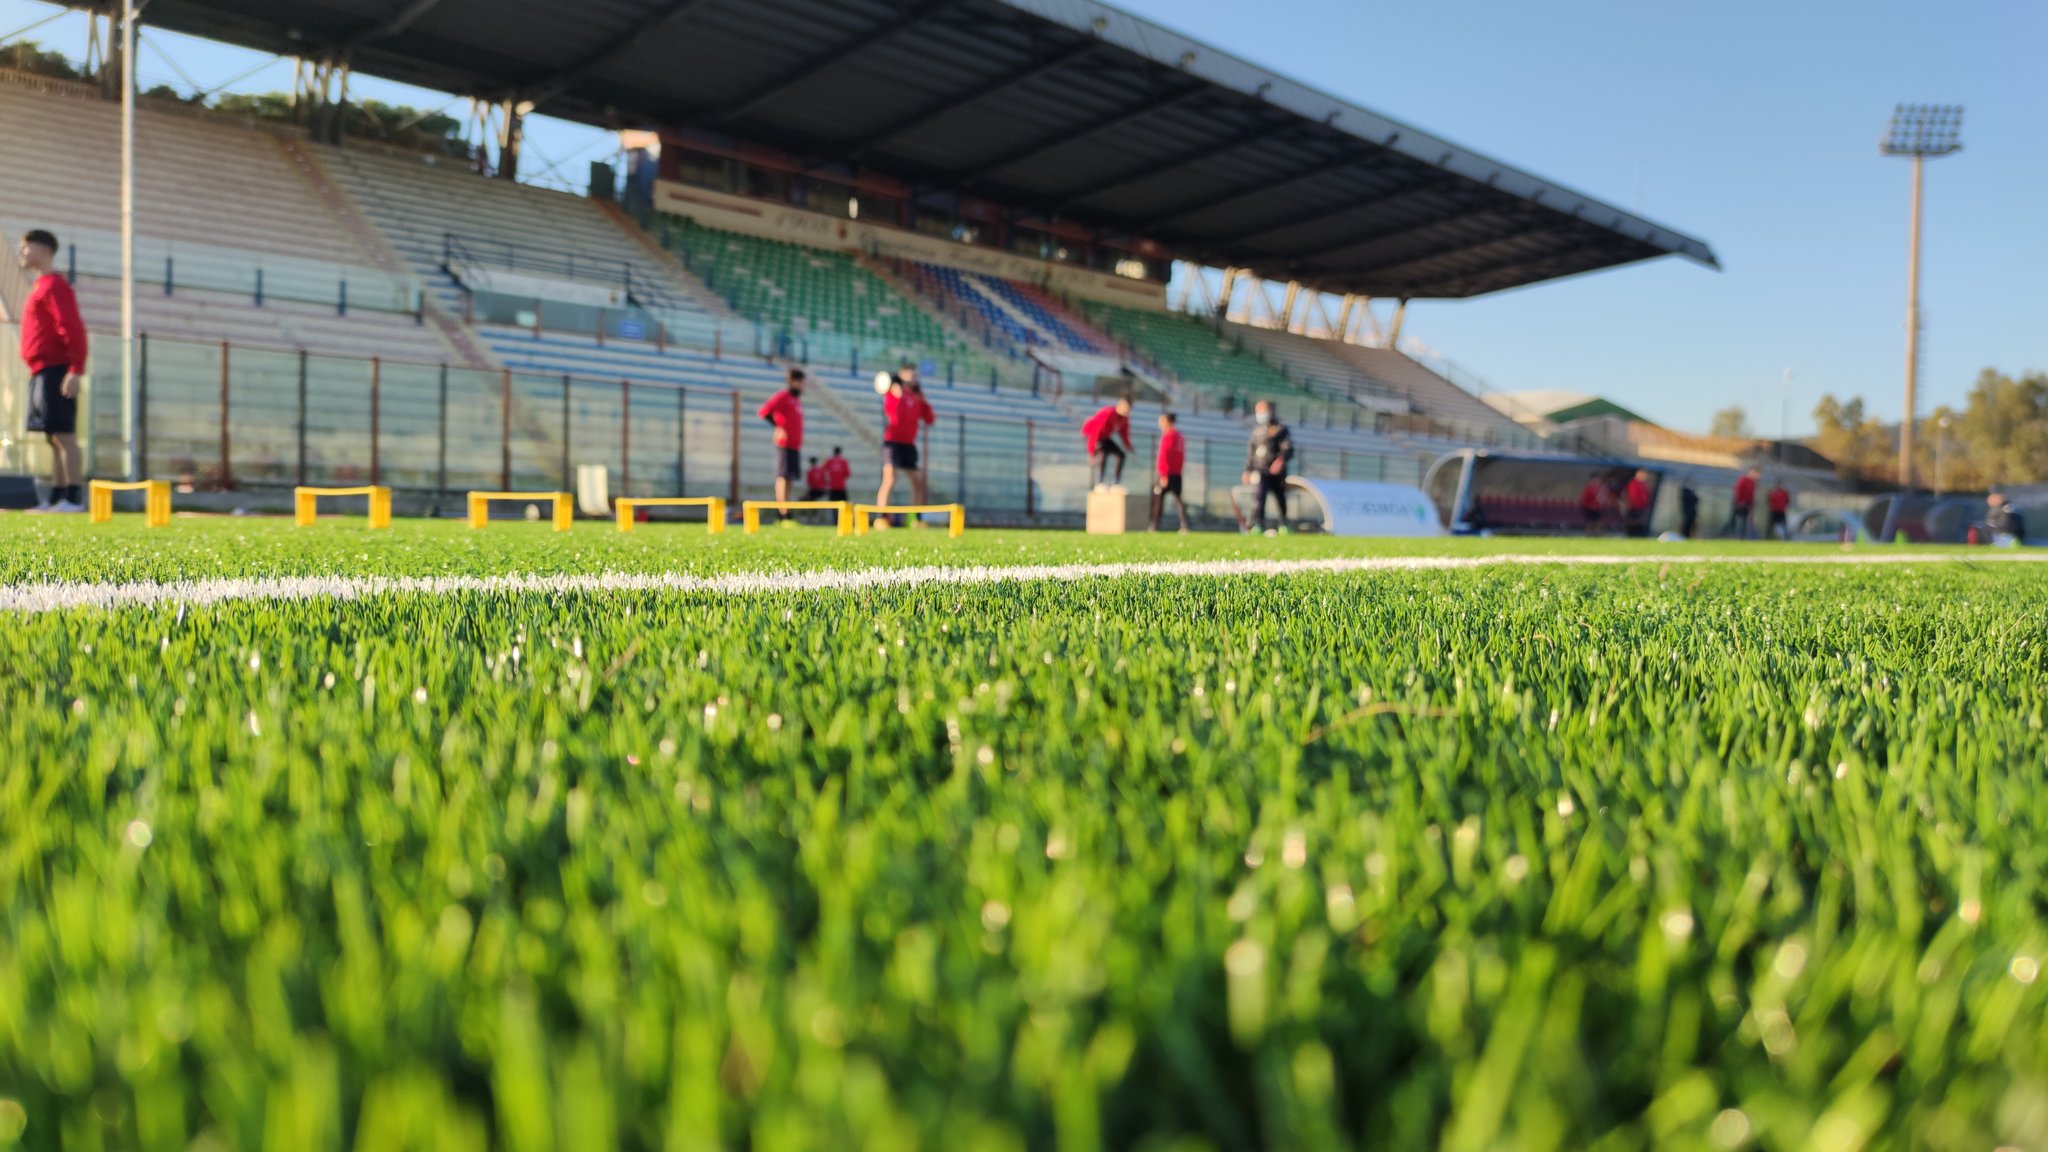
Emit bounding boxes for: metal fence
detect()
[1,325,1433,522]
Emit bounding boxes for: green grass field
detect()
[2,519,2044,1151]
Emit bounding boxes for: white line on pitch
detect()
[1,551,2043,615]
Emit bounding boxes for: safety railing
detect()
[2,324,1433,522]
[0,219,426,320]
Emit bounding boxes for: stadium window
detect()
[1114,258,1150,280]
[673,149,737,193]
[745,166,790,201]
[802,180,855,217]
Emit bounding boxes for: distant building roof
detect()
[1485,390,1653,429]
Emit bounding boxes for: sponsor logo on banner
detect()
[1291,480,1443,538]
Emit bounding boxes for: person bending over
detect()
[1082,397,1134,488]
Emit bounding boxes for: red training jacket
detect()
[1580,481,1603,511]
[757,389,803,450]
[884,390,934,444]
[1626,478,1651,511]
[805,465,827,491]
[1081,406,1131,451]
[1768,487,1790,513]
[1733,475,1757,508]
[822,456,851,487]
[1157,427,1185,477]
[20,274,88,374]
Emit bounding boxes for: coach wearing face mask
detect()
[1242,399,1295,536]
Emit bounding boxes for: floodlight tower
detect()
[1880,104,1962,489]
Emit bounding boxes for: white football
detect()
[873,371,893,395]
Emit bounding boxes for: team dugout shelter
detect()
[139,0,1717,311]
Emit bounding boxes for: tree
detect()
[213,92,470,157]
[1811,394,1895,483]
[1708,405,1753,440]
[1811,370,2048,488]
[1951,368,2048,486]
[0,41,82,82]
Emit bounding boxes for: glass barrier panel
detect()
[444,367,510,494]
[378,360,448,490]
[227,345,303,486]
[140,338,225,486]
[302,353,374,486]
[508,373,569,493]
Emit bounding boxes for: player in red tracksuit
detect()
[1624,469,1653,537]
[822,446,851,504]
[1731,466,1759,539]
[1767,480,1792,541]
[756,367,805,516]
[1149,412,1189,532]
[1082,398,1134,487]
[876,366,935,524]
[17,229,89,513]
[1579,473,1605,536]
[803,457,827,501]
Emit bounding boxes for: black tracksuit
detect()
[1245,422,1295,530]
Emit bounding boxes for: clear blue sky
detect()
[3,0,2041,434]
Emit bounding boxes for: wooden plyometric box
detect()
[1085,486,1149,535]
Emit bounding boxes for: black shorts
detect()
[777,447,802,481]
[1092,441,1126,460]
[1769,510,1788,526]
[26,364,75,435]
[1154,474,1183,497]
[826,488,848,504]
[1581,506,1600,523]
[886,441,919,471]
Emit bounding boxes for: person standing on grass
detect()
[756,367,805,520]
[876,366,934,526]
[1731,465,1760,539]
[1082,397,1134,488]
[1984,491,2027,546]
[17,230,88,514]
[1579,472,1605,536]
[1242,400,1294,536]
[1149,412,1189,533]
[1679,481,1700,539]
[1767,479,1791,540]
[822,446,851,505]
[1624,469,1653,537]
[803,456,826,501]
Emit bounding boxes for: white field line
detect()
[2,551,2045,616]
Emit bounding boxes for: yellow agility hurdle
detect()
[295,485,392,529]
[742,500,853,536]
[468,491,574,532]
[614,496,727,534]
[855,504,967,537]
[88,479,171,527]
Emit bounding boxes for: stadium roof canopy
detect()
[140,0,1720,298]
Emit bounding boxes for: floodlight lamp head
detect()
[1881,103,1964,158]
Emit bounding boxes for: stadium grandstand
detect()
[0,0,1716,524]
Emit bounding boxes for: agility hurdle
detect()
[468,491,574,531]
[614,496,726,534]
[295,485,392,529]
[855,504,967,537]
[741,500,853,536]
[87,479,171,527]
